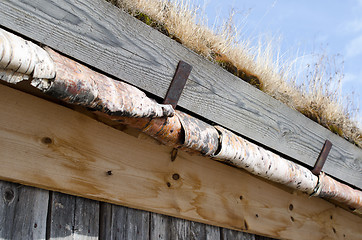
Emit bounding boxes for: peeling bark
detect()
[0,29,55,82]
[1,27,361,212]
[314,173,362,214]
[42,48,174,119]
[177,111,219,156]
[213,126,318,194]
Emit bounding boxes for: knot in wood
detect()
[41,137,53,144]
[4,188,15,203]
[172,173,180,180]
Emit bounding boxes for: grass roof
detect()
[107,0,361,148]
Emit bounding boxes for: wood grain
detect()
[99,204,222,240]
[0,179,272,240]
[0,84,361,239]
[0,0,360,188]
[99,202,113,240]
[73,197,100,239]
[150,212,222,240]
[150,213,170,240]
[222,228,256,240]
[0,181,49,239]
[48,193,77,238]
[47,192,99,239]
[109,205,150,239]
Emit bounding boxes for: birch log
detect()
[0,29,55,83]
[0,27,361,213]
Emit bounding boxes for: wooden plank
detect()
[101,203,221,240]
[0,0,360,188]
[190,221,221,240]
[0,84,361,240]
[99,202,112,240]
[255,236,278,240]
[0,180,48,239]
[150,212,221,240]
[204,224,222,240]
[74,196,100,238]
[125,207,150,239]
[0,180,265,240]
[190,221,215,240]
[48,191,99,239]
[0,181,18,239]
[99,203,149,239]
[222,228,256,240]
[222,228,277,240]
[48,192,76,238]
[170,217,191,239]
[67,195,99,239]
[150,213,169,240]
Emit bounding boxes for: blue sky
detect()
[193,0,362,125]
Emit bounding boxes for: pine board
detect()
[0,179,273,239]
[0,84,361,239]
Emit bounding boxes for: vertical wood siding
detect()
[0,180,275,240]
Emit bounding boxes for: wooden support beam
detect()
[0,84,361,240]
[0,179,272,239]
[0,0,360,188]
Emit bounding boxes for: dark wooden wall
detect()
[0,180,275,240]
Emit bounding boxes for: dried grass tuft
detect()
[109,0,361,147]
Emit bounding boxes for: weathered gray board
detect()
[0,0,361,188]
[0,180,274,240]
[47,192,100,239]
[0,181,48,239]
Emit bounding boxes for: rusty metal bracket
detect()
[163,61,192,108]
[312,140,332,175]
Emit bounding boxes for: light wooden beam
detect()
[0,0,360,188]
[0,84,361,240]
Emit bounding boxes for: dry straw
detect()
[108,0,361,147]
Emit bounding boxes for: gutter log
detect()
[0,29,55,83]
[35,46,174,119]
[0,28,361,214]
[213,126,318,194]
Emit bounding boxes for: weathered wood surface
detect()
[0,84,360,240]
[0,181,49,239]
[47,192,100,239]
[150,213,222,240]
[0,0,360,188]
[100,202,150,239]
[222,229,258,240]
[100,203,224,240]
[0,181,273,240]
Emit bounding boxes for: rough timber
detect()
[0,84,361,239]
[0,180,271,240]
[0,0,361,188]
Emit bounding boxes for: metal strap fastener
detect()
[312,140,332,175]
[163,61,192,108]
[164,61,192,162]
